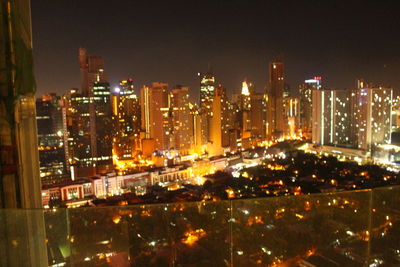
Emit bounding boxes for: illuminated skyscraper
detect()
[352,86,392,150]
[199,69,215,143]
[92,82,113,167]
[266,61,285,138]
[189,103,203,155]
[171,86,191,155]
[299,77,321,138]
[63,85,113,177]
[312,89,353,146]
[63,49,113,177]
[240,80,252,148]
[36,94,68,185]
[199,69,215,116]
[283,97,300,137]
[140,82,171,152]
[112,79,141,161]
[214,84,232,148]
[208,86,225,156]
[63,89,91,177]
[79,48,107,96]
[250,93,267,144]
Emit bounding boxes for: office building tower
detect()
[199,69,215,144]
[63,85,113,178]
[140,82,171,153]
[36,94,68,185]
[171,86,191,155]
[250,93,267,144]
[266,61,285,138]
[208,85,230,156]
[112,79,141,161]
[63,89,90,176]
[228,95,242,150]
[79,48,107,96]
[312,89,353,146]
[63,49,113,177]
[189,103,203,155]
[299,77,321,138]
[189,103,203,154]
[352,86,392,150]
[213,85,232,148]
[91,82,113,168]
[199,69,215,116]
[240,80,252,148]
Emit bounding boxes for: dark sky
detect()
[32,0,400,100]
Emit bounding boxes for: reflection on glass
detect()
[1,186,399,266]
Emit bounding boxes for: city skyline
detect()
[2,2,400,266]
[32,1,400,99]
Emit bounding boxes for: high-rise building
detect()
[299,77,321,138]
[266,61,285,138]
[63,49,113,177]
[312,89,353,146]
[91,82,113,168]
[36,94,68,185]
[240,80,252,148]
[79,48,107,96]
[189,103,203,155]
[112,79,141,161]
[214,85,232,148]
[250,93,267,144]
[140,82,171,153]
[63,86,113,178]
[229,95,242,151]
[352,86,392,150]
[199,70,215,144]
[171,86,191,155]
[208,86,225,156]
[283,97,300,138]
[63,89,90,177]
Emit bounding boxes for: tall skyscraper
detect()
[140,82,171,153]
[36,94,68,185]
[352,86,392,150]
[266,61,285,138]
[312,89,353,146]
[299,77,321,138]
[112,79,141,161]
[91,82,113,168]
[240,80,252,148]
[188,103,203,155]
[171,86,191,155]
[214,84,232,148]
[63,49,113,177]
[199,69,215,144]
[250,93,267,144]
[79,48,107,96]
[208,86,225,156]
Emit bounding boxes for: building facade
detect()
[266,61,285,138]
[352,86,392,150]
[299,77,321,138]
[36,94,68,185]
[140,82,172,153]
[112,79,141,161]
[171,86,191,155]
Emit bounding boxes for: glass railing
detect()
[1,186,400,266]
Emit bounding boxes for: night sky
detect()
[32,1,400,100]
